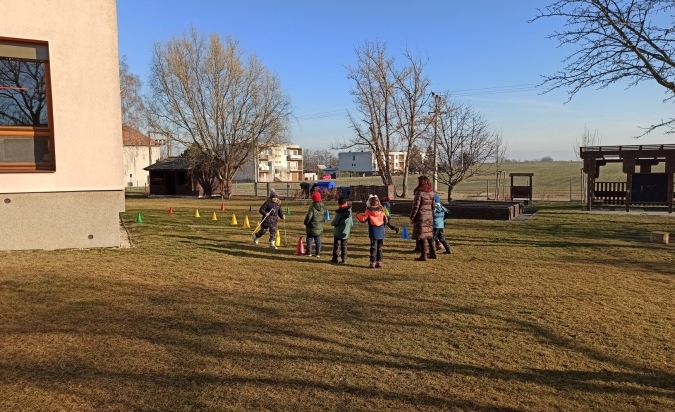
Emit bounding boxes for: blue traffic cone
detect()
[400,224,410,239]
[325,210,330,220]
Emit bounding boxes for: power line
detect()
[295,83,541,121]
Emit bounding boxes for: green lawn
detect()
[1,197,674,411]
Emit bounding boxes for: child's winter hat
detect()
[269,189,278,199]
[434,194,441,203]
[338,197,348,207]
[381,196,390,202]
[311,191,322,202]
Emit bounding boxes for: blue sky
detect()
[116,0,674,161]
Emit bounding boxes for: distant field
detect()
[162,161,626,201]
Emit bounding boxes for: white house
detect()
[234,144,303,182]
[123,126,161,187]
[0,0,124,250]
[337,151,407,175]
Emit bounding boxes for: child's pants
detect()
[433,228,451,251]
[306,235,321,255]
[332,237,348,262]
[369,238,383,262]
[255,225,276,242]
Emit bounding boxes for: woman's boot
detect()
[427,239,437,259]
[414,240,427,261]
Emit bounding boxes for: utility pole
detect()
[431,91,441,192]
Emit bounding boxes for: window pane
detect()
[0,58,48,126]
[0,136,50,162]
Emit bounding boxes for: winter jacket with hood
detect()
[259,198,284,228]
[331,205,352,239]
[304,201,327,236]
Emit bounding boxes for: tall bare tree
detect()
[119,55,146,131]
[303,149,338,172]
[531,0,675,135]
[148,28,291,198]
[433,95,503,201]
[337,40,430,196]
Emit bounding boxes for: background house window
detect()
[0,38,53,171]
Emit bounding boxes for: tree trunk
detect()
[446,184,455,202]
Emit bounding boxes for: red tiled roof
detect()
[122,126,159,146]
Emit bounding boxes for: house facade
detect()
[234,144,303,182]
[337,151,407,175]
[0,0,124,251]
[123,126,161,187]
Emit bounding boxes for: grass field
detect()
[1,197,674,411]
[209,161,628,201]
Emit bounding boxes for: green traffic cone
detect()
[285,206,291,215]
[136,212,143,223]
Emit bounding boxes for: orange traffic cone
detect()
[220,202,225,211]
[294,237,305,255]
[168,207,174,214]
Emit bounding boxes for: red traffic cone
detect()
[294,237,306,255]
[220,202,225,211]
[168,207,174,214]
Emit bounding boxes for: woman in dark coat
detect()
[409,175,436,261]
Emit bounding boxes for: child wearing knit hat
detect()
[253,189,285,249]
[303,190,326,257]
[330,197,352,264]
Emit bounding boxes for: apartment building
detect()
[234,144,303,182]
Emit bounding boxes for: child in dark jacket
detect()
[303,191,327,257]
[253,190,285,249]
[433,194,452,254]
[381,196,399,234]
[356,194,388,269]
[330,197,352,264]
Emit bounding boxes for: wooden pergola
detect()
[580,144,675,213]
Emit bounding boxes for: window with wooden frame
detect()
[0,38,54,171]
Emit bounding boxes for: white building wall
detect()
[0,0,124,250]
[338,152,376,174]
[123,146,161,187]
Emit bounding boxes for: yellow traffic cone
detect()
[194,209,201,218]
[275,229,281,247]
[231,213,238,225]
[243,215,250,228]
[211,212,218,221]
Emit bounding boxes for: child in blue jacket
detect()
[433,194,452,254]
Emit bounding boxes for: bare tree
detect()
[119,56,147,131]
[391,50,432,197]
[434,95,502,201]
[406,144,425,174]
[573,125,602,160]
[304,149,338,172]
[531,0,675,135]
[337,40,430,196]
[148,28,291,198]
[0,59,47,126]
